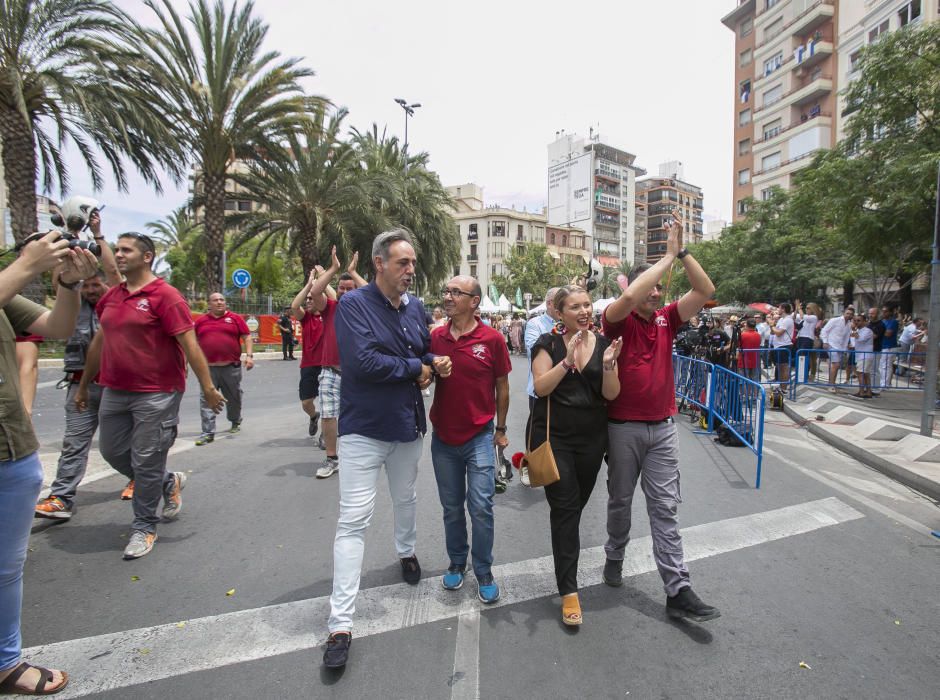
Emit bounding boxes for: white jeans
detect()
[328,433,423,633]
[879,349,896,389]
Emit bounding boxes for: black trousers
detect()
[543,439,607,596]
[281,333,294,358]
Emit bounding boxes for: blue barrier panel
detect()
[709,365,767,489]
[674,354,713,414]
[790,349,926,398]
[739,348,797,388]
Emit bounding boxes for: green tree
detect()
[0,0,172,243]
[351,125,459,294]
[492,244,572,301]
[149,206,205,294]
[227,108,365,277]
[116,0,319,293]
[667,189,845,306]
[793,20,939,312]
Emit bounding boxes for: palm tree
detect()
[227,108,367,276]
[351,125,459,293]
[146,205,203,253]
[0,0,172,244]
[114,0,320,292]
[147,205,205,293]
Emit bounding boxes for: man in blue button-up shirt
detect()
[324,229,451,669]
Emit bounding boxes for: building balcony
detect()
[792,40,833,74]
[595,202,620,215]
[752,148,821,181]
[466,254,478,261]
[753,75,831,116]
[595,169,620,183]
[791,75,832,107]
[784,0,834,39]
[753,111,831,149]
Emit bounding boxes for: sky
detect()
[64,0,737,237]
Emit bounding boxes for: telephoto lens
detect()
[66,237,101,257]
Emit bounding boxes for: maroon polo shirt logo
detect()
[472,343,487,361]
[135,298,150,312]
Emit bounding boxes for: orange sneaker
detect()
[35,496,73,520]
[120,480,135,500]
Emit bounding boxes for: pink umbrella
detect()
[747,302,775,314]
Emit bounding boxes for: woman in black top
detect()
[530,286,622,626]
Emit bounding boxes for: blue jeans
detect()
[0,452,43,671]
[431,424,496,579]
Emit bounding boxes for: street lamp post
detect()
[394,98,421,152]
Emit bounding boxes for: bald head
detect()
[545,286,561,320]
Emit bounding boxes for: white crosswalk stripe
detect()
[25,497,863,698]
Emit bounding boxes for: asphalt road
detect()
[20,356,940,699]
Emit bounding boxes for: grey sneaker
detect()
[520,466,530,487]
[162,472,187,520]
[317,435,326,451]
[316,457,339,479]
[123,530,157,560]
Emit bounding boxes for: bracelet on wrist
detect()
[58,278,81,290]
[603,363,616,371]
[495,425,507,432]
[561,359,574,372]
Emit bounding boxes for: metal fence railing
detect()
[789,349,926,398]
[674,354,767,489]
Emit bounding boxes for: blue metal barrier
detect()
[674,355,713,413]
[674,355,767,489]
[709,365,767,488]
[739,348,796,388]
[789,349,927,398]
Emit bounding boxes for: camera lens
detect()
[66,238,101,257]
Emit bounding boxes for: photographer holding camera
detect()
[0,232,98,695]
[36,208,123,521]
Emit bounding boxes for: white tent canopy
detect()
[497,294,512,312]
[478,295,499,314]
[527,302,546,317]
[594,297,617,313]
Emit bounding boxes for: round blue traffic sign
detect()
[232,268,252,289]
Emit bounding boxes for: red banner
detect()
[192,313,301,345]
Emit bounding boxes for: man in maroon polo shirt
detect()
[429,275,509,602]
[293,280,325,439]
[600,216,722,623]
[296,247,366,479]
[77,232,224,560]
[193,292,254,445]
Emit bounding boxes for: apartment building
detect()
[546,131,646,267]
[836,0,936,139]
[188,161,263,223]
[636,162,705,263]
[447,183,587,294]
[722,0,840,220]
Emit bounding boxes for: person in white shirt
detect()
[756,313,772,374]
[770,303,795,382]
[850,315,875,398]
[898,317,926,373]
[820,307,855,389]
[794,300,821,379]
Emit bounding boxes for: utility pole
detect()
[920,161,940,436]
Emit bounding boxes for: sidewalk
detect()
[782,384,940,501]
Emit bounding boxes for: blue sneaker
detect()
[477,573,500,604]
[442,565,465,591]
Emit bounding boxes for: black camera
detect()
[16,231,101,257]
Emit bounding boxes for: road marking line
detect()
[37,380,61,389]
[765,448,934,536]
[37,440,197,494]
[763,434,818,450]
[449,611,480,700]
[819,470,918,502]
[25,497,863,698]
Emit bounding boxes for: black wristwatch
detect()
[495,425,507,432]
[677,248,690,260]
[58,278,81,290]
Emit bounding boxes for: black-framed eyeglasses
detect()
[441,288,474,298]
[119,232,156,255]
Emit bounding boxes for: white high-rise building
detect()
[546,131,646,267]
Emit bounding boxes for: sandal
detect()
[0,662,69,696]
[561,593,582,626]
